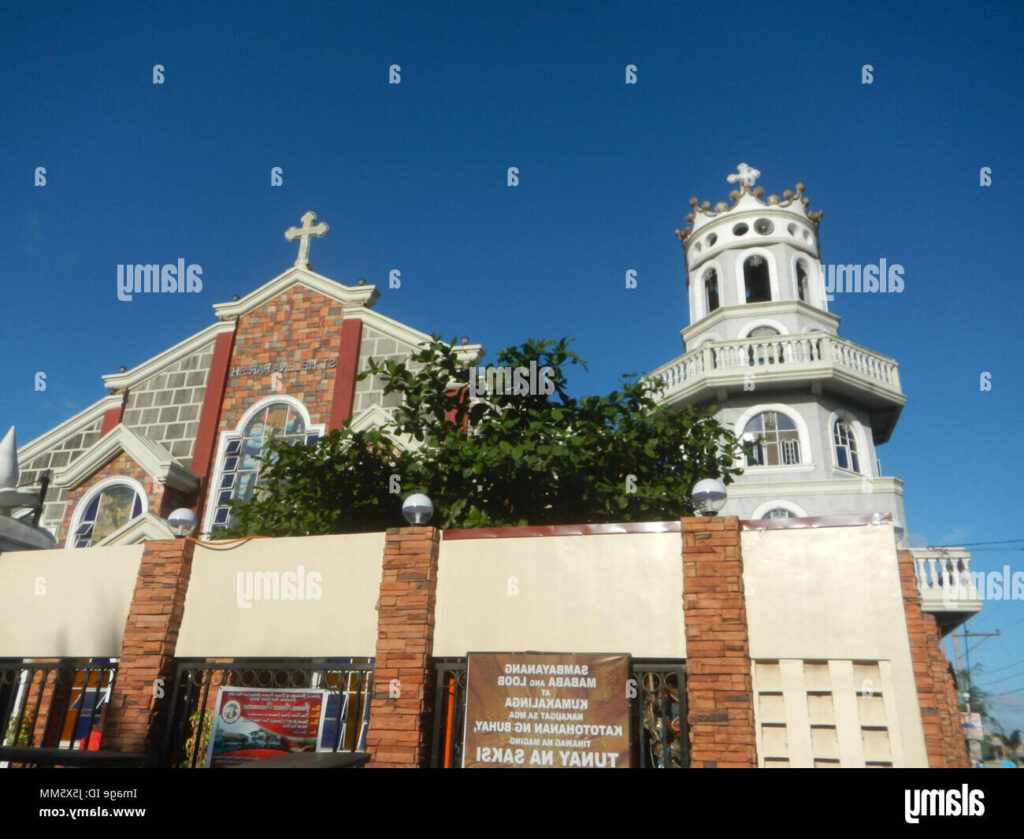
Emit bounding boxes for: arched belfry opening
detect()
[744,255,771,303]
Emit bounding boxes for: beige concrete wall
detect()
[0,544,143,658]
[175,532,384,658]
[742,524,928,767]
[433,532,684,658]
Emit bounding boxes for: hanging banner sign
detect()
[205,687,328,768]
[463,651,632,768]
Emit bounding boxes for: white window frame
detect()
[201,396,325,536]
[828,409,870,476]
[751,499,810,520]
[67,476,148,550]
[738,319,789,339]
[692,260,723,320]
[732,404,812,471]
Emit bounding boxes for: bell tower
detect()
[677,163,835,348]
[654,164,909,542]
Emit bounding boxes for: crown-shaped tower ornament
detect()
[674,163,824,246]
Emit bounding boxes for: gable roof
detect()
[101,320,232,392]
[16,394,122,466]
[211,266,380,321]
[53,425,200,492]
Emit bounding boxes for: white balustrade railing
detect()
[650,333,901,396]
[914,551,981,609]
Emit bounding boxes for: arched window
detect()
[704,268,720,313]
[742,410,801,466]
[744,255,771,303]
[210,402,319,531]
[748,326,780,338]
[71,480,145,548]
[833,418,860,472]
[796,260,809,302]
[762,507,795,520]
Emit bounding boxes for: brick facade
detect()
[219,285,348,432]
[681,516,757,768]
[103,538,195,761]
[897,549,970,768]
[364,527,441,768]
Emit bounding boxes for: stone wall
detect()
[17,415,105,538]
[121,342,215,462]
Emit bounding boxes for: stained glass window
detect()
[211,403,317,531]
[73,484,144,547]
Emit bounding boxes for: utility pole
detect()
[958,629,1001,712]
[955,628,1000,766]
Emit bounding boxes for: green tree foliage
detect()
[216,337,751,537]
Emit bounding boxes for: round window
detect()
[733,223,749,236]
[754,218,774,235]
[706,233,717,247]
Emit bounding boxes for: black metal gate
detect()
[429,659,687,768]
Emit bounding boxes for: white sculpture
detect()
[0,426,56,550]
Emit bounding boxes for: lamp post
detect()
[167,508,198,537]
[402,494,434,526]
[691,478,727,517]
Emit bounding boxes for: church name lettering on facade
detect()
[229,358,337,379]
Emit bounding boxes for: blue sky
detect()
[3,1,1024,731]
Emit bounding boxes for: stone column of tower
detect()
[652,164,909,544]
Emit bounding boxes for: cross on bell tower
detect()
[285,211,329,270]
[726,162,761,192]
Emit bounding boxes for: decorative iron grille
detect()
[0,659,116,759]
[162,658,373,768]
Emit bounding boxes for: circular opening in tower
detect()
[787,223,796,236]
[706,233,717,247]
[732,223,749,236]
[754,218,774,235]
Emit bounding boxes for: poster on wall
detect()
[205,687,328,768]
[463,651,632,768]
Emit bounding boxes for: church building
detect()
[11,211,481,548]
[0,173,979,770]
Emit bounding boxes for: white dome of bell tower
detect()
[675,164,835,347]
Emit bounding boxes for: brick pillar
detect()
[681,516,757,768]
[897,550,970,768]
[365,526,440,768]
[103,539,195,762]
